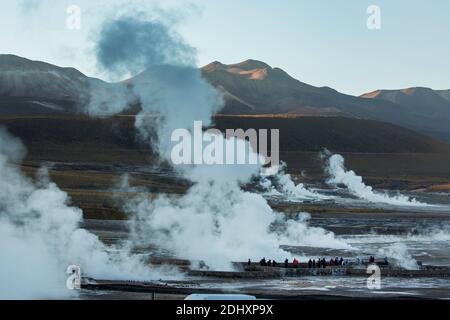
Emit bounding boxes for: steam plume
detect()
[86,13,351,270]
[326,154,427,206]
[0,127,173,299]
[378,243,419,270]
[260,163,331,201]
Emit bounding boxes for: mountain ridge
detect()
[200,59,450,141]
[1,54,450,142]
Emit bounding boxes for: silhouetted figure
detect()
[260,257,267,266]
[284,258,289,268]
[293,258,299,268]
[308,259,313,268]
[330,259,335,266]
[248,259,251,266]
[322,258,326,268]
[267,259,272,267]
[369,256,375,263]
[312,259,316,268]
[384,257,389,265]
[272,260,277,267]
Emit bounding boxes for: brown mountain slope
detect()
[201,60,450,142]
[201,60,349,116]
[1,115,449,159]
[214,115,450,154]
[1,55,450,143]
[360,87,450,140]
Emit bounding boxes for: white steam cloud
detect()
[0,127,172,299]
[85,13,350,270]
[126,139,351,271]
[326,154,427,206]
[378,243,419,270]
[86,15,223,158]
[260,163,331,201]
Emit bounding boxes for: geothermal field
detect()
[2,115,450,300]
[1,1,450,302]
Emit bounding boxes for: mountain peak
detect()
[0,54,87,79]
[201,59,298,83]
[0,53,94,100]
[361,87,440,98]
[0,54,42,70]
[202,59,271,73]
[399,87,434,96]
[229,59,271,71]
[201,61,226,72]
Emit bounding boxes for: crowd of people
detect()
[304,257,346,268]
[253,257,347,268]
[254,258,278,267]
[252,256,387,268]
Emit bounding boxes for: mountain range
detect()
[201,59,450,141]
[1,54,450,142]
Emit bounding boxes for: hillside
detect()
[1,55,450,143]
[0,54,93,100]
[201,60,450,142]
[0,54,113,114]
[1,115,449,161]
[361,87,450,140]
[201,60,350,116]
[214,115,450,154]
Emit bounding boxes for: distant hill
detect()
[0,54,97,100]
[201,60,450,142]
[214,115,450,154]
[360,87,450,140]
[1,54,450,143]
[0,54,115,114]
[201,59,349,116]
[1,116,449,163]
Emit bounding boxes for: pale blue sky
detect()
[1,0,449,95]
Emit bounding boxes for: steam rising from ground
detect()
[0,127,172,299]
[378,243,419,270]
[326,154,426,206]
[86,13,350,270]
[345,225,450,269]
[126,141,351,271]
[87,15,222,158]
[260,163,331,201]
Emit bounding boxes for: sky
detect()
[1,0,449,95]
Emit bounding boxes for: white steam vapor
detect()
[0,127,172,299]
[260,163,331,201]
[378,243,419,270]
[326,154,427,206]
[126,138,351,271]
[17,0,45,13]
[85,13,351,270]
[86,15,223,158]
